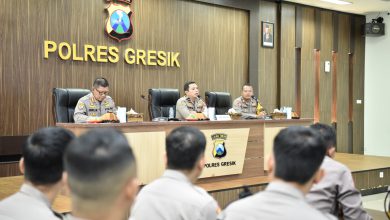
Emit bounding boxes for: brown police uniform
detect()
[73,93,116,123]
[175,96,207,120]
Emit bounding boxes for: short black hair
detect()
[184,81,196,92]
[166,126,206,170]
[93,77,109,88]
[22,127,75,185]
[310,123,336,150]
[273,126,326,185]
[242,83,253,90]
[64,128,136,201]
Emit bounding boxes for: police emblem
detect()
[211,133,227,159]
[105,0,134,42]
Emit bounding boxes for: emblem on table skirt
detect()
[211,133,227,159]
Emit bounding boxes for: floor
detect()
[362,192,390,220]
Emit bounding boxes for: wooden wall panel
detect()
[0,163,21,177]
[336,14,351,153]
[300,7,315,119]
[259,1,278,112]
[0,0,249,136]
[352,16,365,154]
[209,184,267,209]
[318,10,333,124]
[280,4,296,109]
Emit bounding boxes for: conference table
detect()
[57,118,313,185]
[4,118,390,212]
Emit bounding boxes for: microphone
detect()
[140,94,148,101]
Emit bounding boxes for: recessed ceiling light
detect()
[320,0,352,5]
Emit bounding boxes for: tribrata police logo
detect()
[211,133,227,159]
[105,0,133,42]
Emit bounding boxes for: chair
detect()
[148,88,180,119]
[52,88,90,123]
[205,91,232,115]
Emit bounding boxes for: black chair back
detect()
[148,88,180,119]
[205,91,232,115]
[52,88,90,123]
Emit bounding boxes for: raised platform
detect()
[0,153,389,212]
[201,153,390,207]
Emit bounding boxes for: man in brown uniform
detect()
[74,77,117,123]
[306,123,372,220]
[232,84,266,119]
[175,81,207,120]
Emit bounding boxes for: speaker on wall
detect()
[364,23,385,36]
[363,17,385,36]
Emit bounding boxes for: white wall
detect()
[364,13,390,156]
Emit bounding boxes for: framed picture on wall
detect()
[262,21,274,48]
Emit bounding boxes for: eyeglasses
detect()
[94,88,109,96]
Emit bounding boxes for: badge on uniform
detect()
[78,102,85,110]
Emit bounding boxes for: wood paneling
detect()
[319,10,333,124]
[336,14,351,153]
[352,16,365,154]
[259,1,278,112]
[209,184,267,208]
[0,162,21,177]
[295,6,302,48]
[280,4,296,109]
[0,0,249,136]
[300,7,315,119]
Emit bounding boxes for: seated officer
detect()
[0,127,75,220]
[306,123,372,220]
[175,81,207,120]
[130,126,220,220]
[64,128,138,220]
[218,126,336,220]
[233,83,266,119]
[74,77,117,123]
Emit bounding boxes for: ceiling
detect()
[284,0,390,15]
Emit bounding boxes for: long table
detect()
[57,119,313,185]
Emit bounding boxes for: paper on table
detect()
[117,107,127,123]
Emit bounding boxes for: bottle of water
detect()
[169,107,174,119]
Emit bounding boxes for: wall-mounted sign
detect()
[105,0,134,42]
[43,41,181,67]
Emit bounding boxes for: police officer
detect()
[218,126,336,220]
[74,77,117,123]
[0,127,75,220]
[130,126,220,220]
[232,83,266,119]
[175,81,207,120]
[306,123,372,220]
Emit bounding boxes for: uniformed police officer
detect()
[63,129,138,220]
[232,83,266,119]
[0,127,75,220]
[218,126,336,220]
[306,123,372,220]
[175,81,207,120]
[73,77,117,123]
[130,126,220,220]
